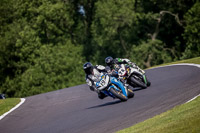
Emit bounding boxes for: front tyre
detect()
[130,75,147,89]
[109,88,128,101]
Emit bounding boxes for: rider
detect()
[105,56,136,70]
[83,62,109,99]
[105,56,150,87]
[104,56,138,87]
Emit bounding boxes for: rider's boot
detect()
[98,92,107,99]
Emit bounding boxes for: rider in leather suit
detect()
[83,62,108,99]
[105,56,136,70]
[104,56,138,87]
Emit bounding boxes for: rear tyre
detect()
[147,80,151,87]
[130,76,147,89]
[127,89,134,98]
[109,88,128,101]
[145,76,151,87]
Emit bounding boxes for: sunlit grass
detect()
[117,97,200,133]
[0,98,20,116]
[148,57,200,69]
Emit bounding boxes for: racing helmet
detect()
[105,56,113,66]
[83,62,93,75]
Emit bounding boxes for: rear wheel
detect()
[127,89,134,98]
[147,80,151,87]
[109,88,128,101]
[130,75,147,89]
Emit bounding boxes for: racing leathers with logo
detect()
[105,56,141,87]
[83,62,109,99]
[105,56,137,70]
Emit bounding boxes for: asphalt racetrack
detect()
[0,65,200,133]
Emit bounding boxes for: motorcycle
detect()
[96,74,134,101]
[115,64,151,89]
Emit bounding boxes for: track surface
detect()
[0,65,200,133]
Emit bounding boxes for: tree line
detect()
[0,0,199,97]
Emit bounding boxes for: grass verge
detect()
[118,56,200,133]
[0,98,21,116]
[117,97,200,133]
[148,57,200,69]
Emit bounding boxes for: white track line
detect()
[186,94,200,103]
[148,63,200,70]
[149,63,200,103]
[0,98,26,120]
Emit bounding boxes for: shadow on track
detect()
[129,86,148,92]
[132,87,145,92]
[86,100,122,109]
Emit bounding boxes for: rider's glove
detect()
[111,71,118,78]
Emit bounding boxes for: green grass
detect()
[118,56,200,133]
[148,57,200,69]
[0,98,20,116]
[118,97,200,133]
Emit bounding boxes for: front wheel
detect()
[109,88,128,101]
[130,75,147,89]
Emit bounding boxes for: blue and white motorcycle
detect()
[96,74,134,101]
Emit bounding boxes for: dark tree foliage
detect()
[182,2,200,59]
[0,0,199,97]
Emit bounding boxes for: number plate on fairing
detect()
[96,76,106,87]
